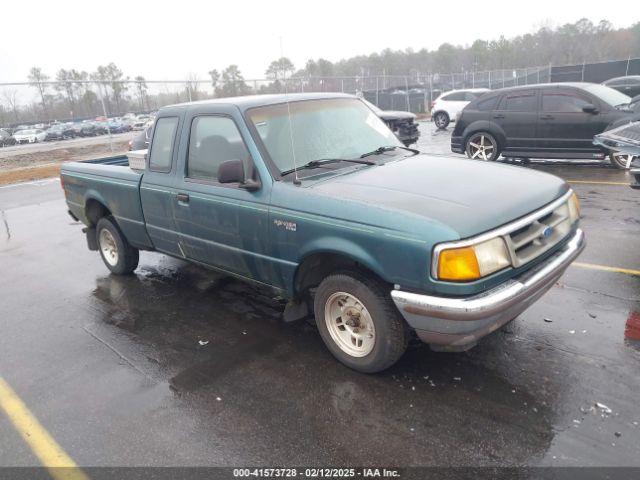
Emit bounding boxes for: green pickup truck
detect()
[61,93,585,373]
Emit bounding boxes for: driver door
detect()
[172,111,273,282]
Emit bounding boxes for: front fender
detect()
[298,236,388,282]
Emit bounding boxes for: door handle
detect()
[540,114,554,120]
[493,114,505,119]
[176,192,190,203]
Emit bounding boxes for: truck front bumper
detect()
[391,228,585,351]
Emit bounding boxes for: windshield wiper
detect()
[359,145,420,158]
[280,158,375,177]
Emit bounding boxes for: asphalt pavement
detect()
[1,122,639,471]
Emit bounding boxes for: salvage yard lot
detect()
[0,122,639,468]
[0,132,135,185]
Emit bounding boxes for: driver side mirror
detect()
[582,104,599,114]
[217,159,260,191]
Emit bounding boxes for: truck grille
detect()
[504,200,572,267]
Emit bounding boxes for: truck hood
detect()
[309,155,568,238]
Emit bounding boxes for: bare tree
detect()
[185,73,200,101]
[134,76,148,110]
[28,67,49,119]
[55,69,77,115]
[2,89,20,123]
[208,69,220,93]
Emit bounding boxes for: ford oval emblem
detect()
[542,226,554,238]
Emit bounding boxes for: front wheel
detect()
[610,152,636,169]
[314,271,410,373]
[433,111,450,130]
[466,132,500,161]
[96,216,139,274]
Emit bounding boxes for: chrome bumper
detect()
[391,228,585,350]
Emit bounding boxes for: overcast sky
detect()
[0,0,637,82]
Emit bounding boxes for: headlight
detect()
[568,192,580,223]
[437,237,510,281]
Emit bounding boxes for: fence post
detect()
[626,56,631,76]
[581,62,585,82]
[341,79,344,93]
[375,76,379,106]
[96,82,113,154]
[405,76,410,111]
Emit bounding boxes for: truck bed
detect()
[61,154,153,250]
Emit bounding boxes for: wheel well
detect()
[294,252,382,298]
[85,199,111,226]
[464,129,502,151]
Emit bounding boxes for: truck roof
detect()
[162,92,355,113]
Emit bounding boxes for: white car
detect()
[12,129,47,144]
[431,88,490,129]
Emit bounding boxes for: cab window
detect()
[187,116,250,182]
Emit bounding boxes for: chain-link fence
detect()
[1,58,638,126]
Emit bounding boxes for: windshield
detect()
[361,98,383,114]
[583,84,631,107]
[18,130,35,135]
[247,98,399,175]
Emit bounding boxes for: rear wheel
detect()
[466,132,500,161]
[96,216,139,274]
[610,152,636,169]
[433,111,450,130]
[314,271,410,373]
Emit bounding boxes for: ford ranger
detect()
[61,93,585,373]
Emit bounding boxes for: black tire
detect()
[433,111,450,130]
[465,131,500,161]
[313,271,410,373]
[96,216,139,275]
[609,152,635,169]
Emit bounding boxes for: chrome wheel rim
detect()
[324,292,375,357]
[99,228,119,267]
[612,152,636,169]
[468,134,495,161]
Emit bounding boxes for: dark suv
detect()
[451,83,639,168]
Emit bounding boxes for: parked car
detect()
[93,122,110,135]
[70,122,96,137]
[629,94,640,112]
[361,99,420,146]
[451,83,640,168]
[594,121,640,177]
[108,120,131,133]
[61,93,584,373]
[12,128,47,144]
[46,123,75,141]
[130,119,147,130]
[128,126,152,150]
[431,88,490,129]
[1,128,16,146]
[603,76,640,98]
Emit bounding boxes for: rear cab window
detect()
[149,117,178,172]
